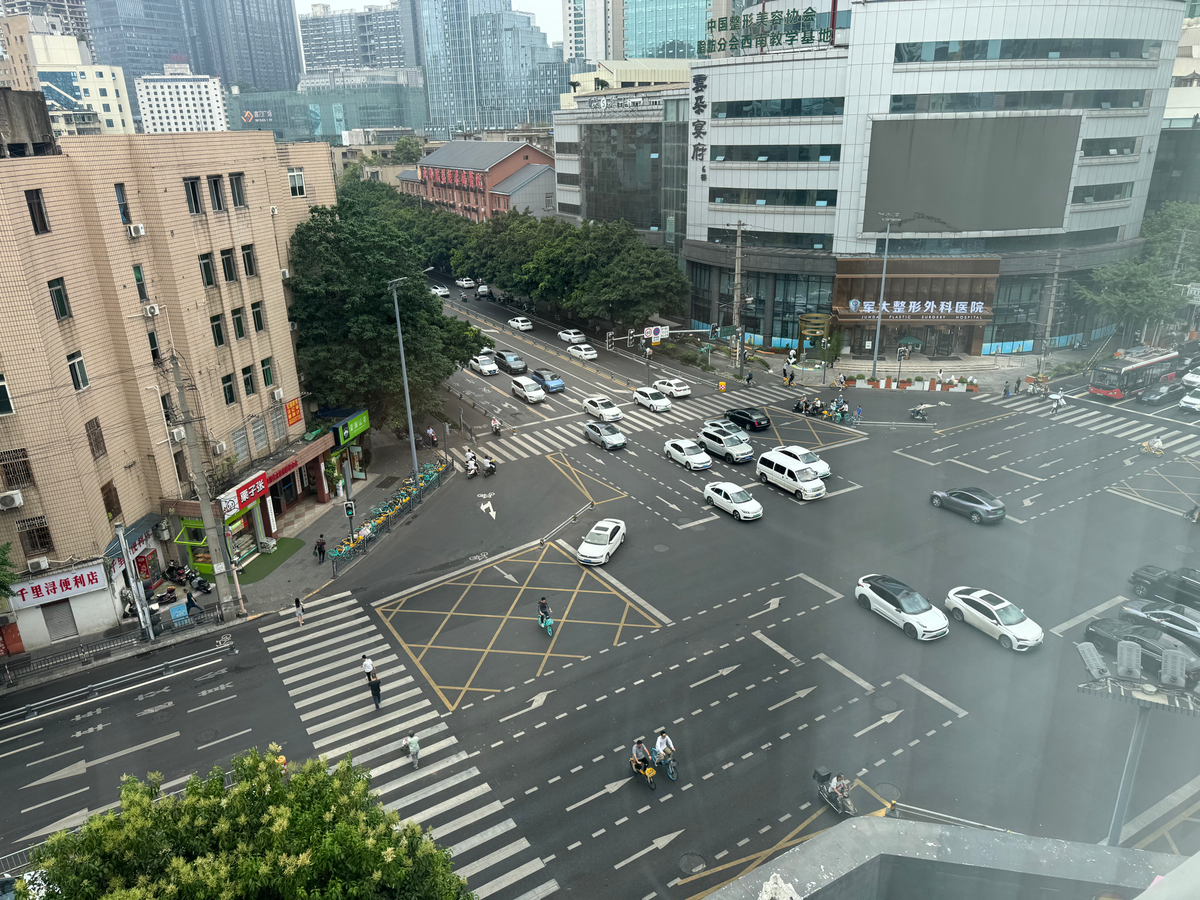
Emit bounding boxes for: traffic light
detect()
[709,323,719,340]
[344,500,356,518]
[821,338,829,350]
[627,329,635,348]
[606,331,614,351]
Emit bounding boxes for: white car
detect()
[633,387,672,412]
[664,438,712,471]
[511,376,545,403]
[508,317,533,331]
[582,395,623,421]
[576,518,626,565]
[653,378,691,398]
[945,586,1043,651]
[476,284,490,297]
[558,328,587,344]
[696,426,753,463]
[703,418,749,444]
[569,344,598,361]
[469,355,499,375]
[855,574,949,641]
[774,445,831,479]
[1184,367,1200,389]
[1181,390,1200,412]
[455,277,476,288]
[704,482,763,521]
[429,284,450,298]
[585,421,626,450]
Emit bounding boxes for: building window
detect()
[711,97,845,119]
[133,264,147,300]
[232,306,246,339]
[208,175,225,212]
[251,301,265,332]
[231,426,249,461]
[556,172,580,185]
[252,416,268,449]
[161,394,174,424]
[270,405,287,440]
[85,417,107,458]
[889,90,1148,114]
[708,188,838,207]
[710,144,841,163]
[220,248,237,282]
[99,86,107,96]
[100,480,121,520]
[221,373,236,405]
[0,377,13,416]
[102,103,110,112]
[199,252,215,287]
[241,244,257,277]
[558,202,581,215]
[25,189,49,234]
[67,351,88,390]
[1082,137,1138,157]
[210,314,225,347]
[148,330,160,362]
[0,448,31,488]
[48,278,70,319]
[184,178,204,214]
[229,172,246,207]
[16,515,54,555]
[261,357,274,387]
[242,364,255,395]
[114,183,131,224]
[288,167,306,197]
[1072,182,1134,204]
[555,141,580,154]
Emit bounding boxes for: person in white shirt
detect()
[361,655,374,679]
[654,731,675,763]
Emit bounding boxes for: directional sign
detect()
[1022,493,1042,508]
[719,325,737,339]
[643,325,671,342]
[656,495,681,512]
[480,500,496,520]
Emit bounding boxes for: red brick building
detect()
[396,140,555,222]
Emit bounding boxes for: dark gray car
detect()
[1084,618,1200,683]
[1119,599,1200,649]
[930,486,1006,524]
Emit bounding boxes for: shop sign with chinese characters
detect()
[699,6,831,56]
[334,409,370,447]
[285,397,303,426]
[219,471,268,517]
[9,563,107,610]
[836,299,991,322]
[691,73,708,183]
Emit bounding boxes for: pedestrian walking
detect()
[1003,381,1011,398]
[368,670,382,709]
[294,597,304,627]
[185,591,203,616]
[426,426,438,449]
[362,654,374,678]
[314,534,326,564]
[937,367,944,383]
[402,730,420,769]
[788,369,795,387]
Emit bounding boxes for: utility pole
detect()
[733,220,745,380]
[169,352,236,614]
[1038,250,1062,377]
[870,213,901,380]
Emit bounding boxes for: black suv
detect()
[494,350,527,375]
[1129,565,1200,612]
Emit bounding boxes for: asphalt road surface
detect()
[6,337,1200,896]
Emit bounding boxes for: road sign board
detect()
[643,325,671,342]
[719,326,737,339]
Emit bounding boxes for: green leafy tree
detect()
[566,237,689,327]
[1140,201,1200,283]
[569,80,580,93]
[594,78,610,90]
[393,136,423,164]
[287,206,484,430]
[1076,257,1182,333]
[20,745,471,900]
[0,541,17,600]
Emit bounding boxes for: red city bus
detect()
[1089,347,1179,399]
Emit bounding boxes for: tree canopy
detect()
[0,541,17,600]
[393,136,423,165]
[20,745,471,900]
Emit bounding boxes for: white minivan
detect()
[511,376,546,403]
[755,450,826,500]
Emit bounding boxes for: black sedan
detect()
[1119,599,1200,649]
[930,487,1006,524]
[1083,618,1200,683]
[724,407,771,431]
[1138,381,1186,405]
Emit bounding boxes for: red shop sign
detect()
[267,458,299,486]
[236,473,268,509]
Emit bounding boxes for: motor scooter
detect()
[909,405,931,421]
[481,458,496,478]
[814,766,856,816]
[165,560,189,585]
[183,566,213,594]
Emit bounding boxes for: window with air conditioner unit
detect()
[213,440,227,455]
[272,387,284,401]
[0,490,24,509]
[170,426,186,442]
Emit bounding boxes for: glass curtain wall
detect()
[580,121,663,229]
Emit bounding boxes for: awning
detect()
[102,512,163,560]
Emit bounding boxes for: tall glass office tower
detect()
[623,0,708,58]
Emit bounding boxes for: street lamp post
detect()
[871,213,902,381]
[390,269,434,482]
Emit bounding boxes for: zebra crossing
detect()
[258,593,557,900]
[978,392,1200,457]
[454,383,807,464]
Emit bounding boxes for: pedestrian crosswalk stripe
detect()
[260,598,359,634]
[397,780,493,819]
[374,749,469,792]
[433,799,508,841]
[1175,439,1200,455]
[308,688,424,736]
[387,769,484,812]
[296,668,404,707]
[449,819,517,856]
[509,879,560,900]
[486,443,520,462]
[280,639,390,680]
[300,677,415,721]
[272,626,379,664]
[474,858,549,899]
[263,607,363,641]
[290,656,401,697]
[1120,424,1163,440]
[1163,434,1194,448]
[268,616,372,652]
[323,713,444,760]
[312,699,435,750]
[457,838,532,880]
[1088,416,1121,430]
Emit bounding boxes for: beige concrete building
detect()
[0,131,335,654]
[0,15,38,91]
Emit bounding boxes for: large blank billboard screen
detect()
[863,116,1081,233]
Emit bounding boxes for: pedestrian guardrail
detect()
[887,801,1014,833]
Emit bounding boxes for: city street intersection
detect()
[6,338,1200,897]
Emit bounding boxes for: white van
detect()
[511,376,546,403]
[756,450,826,500]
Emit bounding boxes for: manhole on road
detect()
[679,853,706,875]
[153,711,173,724]
[654,545,670,552]
[873,696,898,712]
[875,782,902,802]
[195,729,218,744]
[1176,545,1195,555]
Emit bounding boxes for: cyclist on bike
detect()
[632,738,652,774]
[537,597,551,627]
[1152,435,1164,453]
[654,730,675,764]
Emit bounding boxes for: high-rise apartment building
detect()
[1,0,88,43]
[83,0,190,115]
[422,0,560,137]
[135,64,228,133]
[183,0,303,92]
[562,0,622,62]
[299,2,422,72]
[623,0,707,58]
[0,131,333,652]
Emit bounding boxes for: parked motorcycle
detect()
[182,566,212,594]
[165,560,189,586]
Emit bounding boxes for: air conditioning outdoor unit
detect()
[280,268,290,279]
[142,304,160,317]
[272,388,284,401]
[297,372,305,383]
[271,206,279,216]
[0,489,23,509]
[0,613,13,626]
[213,440,227,456]
[27,557,50,573]
[289,321,298,331]
[127,223,145,238]
[170,427,186,442]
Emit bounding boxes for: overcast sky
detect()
[313,0,565,46]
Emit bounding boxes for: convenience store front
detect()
[174,471,269,576]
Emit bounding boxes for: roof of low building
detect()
[490,163,553,195]
[396,169,421,181]
[418,140,542,172]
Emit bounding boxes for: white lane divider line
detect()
[1050,595,1130,637]
[812,653,874,694]
[752,631,803,667]
[897,673,968,718]
[793,572,843,602]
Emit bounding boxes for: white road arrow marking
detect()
[1021,493,1043,508]
[492,566,518,585]
[565,777,632,812]
[853,710,903,738]
[22,732,180,788]
[613,830,684,870]
[1003,424,1022,431]
[1037,458,1063,469]
[930,444,959,454]
[766,686,816,711]
[136,702,174,717]
[1124,457,1138,467]
[987,450,1012,460]
[626,449,639,457]
[480,500,496,520]
[656,495,681,512]
[689,665,740,689]
[498,690,555,723]
[747,596,784,619]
